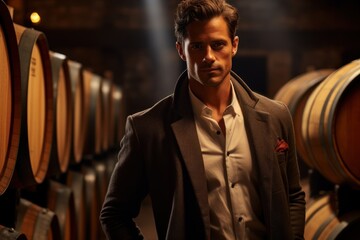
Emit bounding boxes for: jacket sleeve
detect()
[100,116,147,240]
[282,103,306,240]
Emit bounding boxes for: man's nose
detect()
[202,46,215,63]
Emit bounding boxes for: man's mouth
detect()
[201,67,219,72]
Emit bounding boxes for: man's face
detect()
[176,16,238,88]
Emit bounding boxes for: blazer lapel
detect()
[242,105,273,229]
[232,76,273,231]
[170,72,211,237]
[171,117,210,212]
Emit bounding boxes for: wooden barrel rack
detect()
[0,3,126,239]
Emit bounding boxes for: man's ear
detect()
[232,36,239,57]
[176,42,186,61]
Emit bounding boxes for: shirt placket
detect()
[226,112,249,240]
[222,112,243,240]
[203,107,243,240]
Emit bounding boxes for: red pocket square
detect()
[275,138,288,152]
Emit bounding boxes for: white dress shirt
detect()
[189,82,266,240]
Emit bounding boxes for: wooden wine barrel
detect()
[274,69,334,168]
[110,86,126,147]
[108,85,117,149]
[67,60,85,164]
[10,24,54,188]
[305,194,360,239]
[16,198,61,240]
[92,160,108,211]
[82,71,103,157]
[81,165,100,240]
[0,225,27,240]
[0,0,21,195]
[104,152,117,184]
[66,171,86,240]
[302,60,360,186]
[92,160,108,240]
[47,52,73,177]
[47,180,77,240]
[101,78,113,152]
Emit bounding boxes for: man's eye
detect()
[212,42,225,50]
[190,43,202,50]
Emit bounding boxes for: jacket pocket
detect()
[272,152,289,195]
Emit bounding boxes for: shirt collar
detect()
[189,81,242,119]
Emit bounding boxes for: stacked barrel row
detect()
[0,1,126,239]
[274,60,360,239]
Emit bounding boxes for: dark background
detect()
[6,0,360,115]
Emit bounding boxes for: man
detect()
[100,0,306,239]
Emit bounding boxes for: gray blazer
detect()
[100,71,306,240]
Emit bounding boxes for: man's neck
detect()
[189,78,232,122]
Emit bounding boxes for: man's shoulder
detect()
[253,92,290,116]
[130,94,174,120]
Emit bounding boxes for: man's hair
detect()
[174,0,239,43]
